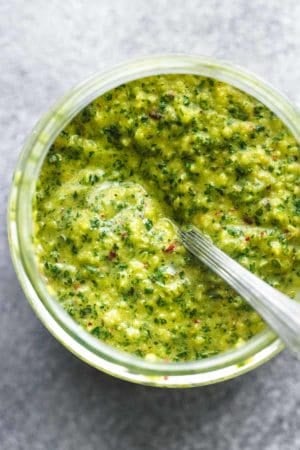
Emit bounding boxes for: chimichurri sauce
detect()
[34,75,300,361]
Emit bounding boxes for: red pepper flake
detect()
[193,319,201,324]
[149,110,162,120]
[163,243,176,253]
[73,283,81,290]
[163,375,169,381]
[108,250,117,260]
[245,236,251,242]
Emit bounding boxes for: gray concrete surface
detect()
[1,1,300,449]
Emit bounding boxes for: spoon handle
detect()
[181,228,300,356]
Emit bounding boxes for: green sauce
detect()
[34,75,300,361]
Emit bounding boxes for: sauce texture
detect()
[34,75,300,361]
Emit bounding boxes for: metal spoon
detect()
[181,227,300,356]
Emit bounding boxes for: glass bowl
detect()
[8,55,300,387]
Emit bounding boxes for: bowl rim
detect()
[8,54,300,387]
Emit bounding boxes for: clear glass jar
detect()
[8,55,300,387]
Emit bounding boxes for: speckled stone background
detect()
[1,1,300,449]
